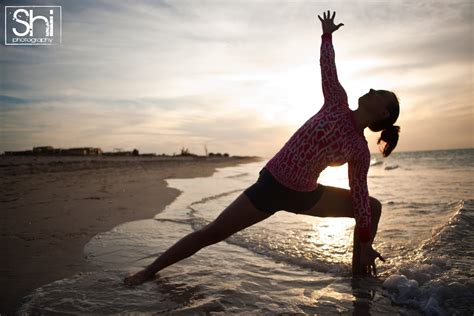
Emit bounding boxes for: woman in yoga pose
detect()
[125,10,400,286]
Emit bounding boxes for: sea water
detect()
[19,148,474,315]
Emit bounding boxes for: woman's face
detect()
[359,88,392,120]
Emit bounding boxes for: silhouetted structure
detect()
[4,146,102,156]
[178,147,198,157]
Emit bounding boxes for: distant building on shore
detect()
[4,146,103,156]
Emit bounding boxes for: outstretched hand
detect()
[317,10,344,35]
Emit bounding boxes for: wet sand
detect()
[0,155,260,315]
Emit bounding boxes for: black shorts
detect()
[243,168,326,215]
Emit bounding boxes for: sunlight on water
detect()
[300,217,355,264]
[307,164,354,263]
[312,220,353,250]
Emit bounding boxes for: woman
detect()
[125,10,400,286]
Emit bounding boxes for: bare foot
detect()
[124,269,154,286]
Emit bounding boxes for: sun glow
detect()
[319,164,349,189]
[277,65,321,124]
[220,65,320,126]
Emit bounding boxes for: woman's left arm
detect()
[349,149,385,276]
[348,151,372,244]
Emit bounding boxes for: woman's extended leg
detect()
[298,185,382,276]
[124,192,272,285]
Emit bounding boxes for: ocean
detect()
[19,148,473,315]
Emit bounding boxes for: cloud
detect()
[0,0,472,154]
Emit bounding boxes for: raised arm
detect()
[318,10,347,106]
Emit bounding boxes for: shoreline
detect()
[0,156,262,315]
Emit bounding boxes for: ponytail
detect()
[377,125,400,157]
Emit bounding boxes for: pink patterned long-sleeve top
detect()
[265,33,372,242]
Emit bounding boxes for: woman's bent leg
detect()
[124,192,272,285]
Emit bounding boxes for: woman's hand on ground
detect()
[359,242,385,277]
[317,10,344,35]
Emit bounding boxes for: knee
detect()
[370,197,382,219]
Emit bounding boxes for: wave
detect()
[225,172,250,179]
[369,158,399,170]
[370,159,383,166]
[383,199,474,315]
[189,189,243,206]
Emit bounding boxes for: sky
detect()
[0,0,472,158]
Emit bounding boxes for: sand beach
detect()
[0,155,260,314]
